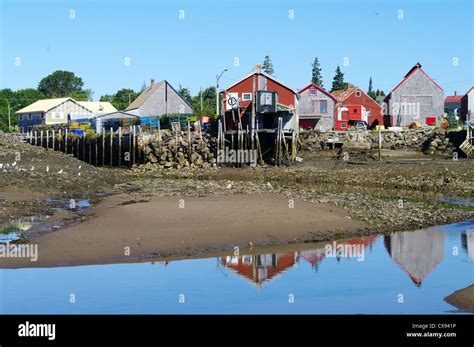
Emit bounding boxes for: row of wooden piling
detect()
[26,126,141,168]
[217,117,298,166]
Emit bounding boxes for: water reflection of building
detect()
[220,252,297,287]
[300,248,326,271]
[221,235,381,286]
[461,229,474,260]
[300,235,378,270]
[384,228,444,287]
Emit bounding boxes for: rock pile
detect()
[139,130,218,170]
[299,127,437,151]
[374,128,434,149]
[423,127,455,155]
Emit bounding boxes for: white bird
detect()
[46,165,49,172]
[78,165,82,170]
[77,172,81,176]
[266,182,273,189]
[30,166,35,171]
[11,161,16,167]
[57,169,63,174]
[0,164,3,169]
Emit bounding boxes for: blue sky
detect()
[1,0,472,100]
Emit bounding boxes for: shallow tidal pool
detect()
[0,220,473,314]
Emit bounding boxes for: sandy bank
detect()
[444,285,474,313]
[0,194,366,268]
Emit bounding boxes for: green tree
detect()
[0,88,45,131]
[262,55,274,75]
[177,85,192,104]
[13,88,45,105]
[191,86,216,118]
[331,66,345,92]
[311,57,324,88]
[367,77,376,99]
[0,89,16,131]
[100,88,139,110]
[70,89,93,101]
[374,88,385,104]
[38,70,88,98]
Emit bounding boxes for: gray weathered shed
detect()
[384,63,444,127]
[298,83,335,131]
[125,79,193,116]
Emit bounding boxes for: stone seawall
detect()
[299,127,456,155]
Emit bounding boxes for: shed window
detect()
[355,91,362,97]
[341,123,347,129]
[18,114,23,121]
[28,113,32,120]
[309,89,317,96]
[242,93,252,101]
[320,100,327,113]
[353,108,358,113]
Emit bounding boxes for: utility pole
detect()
[7,100,21,132]
[200,87,203,114]
[216,69,228,117]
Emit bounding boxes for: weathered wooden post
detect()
[65,129,68,154]
[82,133,86,162]
[129,126,133,168]
[34,131,37,146]
[217,120,221,156]
[187,121,192,157]
[102,128,105,166]
[378,126,382,161]
[198,121,203,150]
[118,127,122,167]
[132,125,136,166]
[73,135,76,158]
[95,134,98,166]
[110,127,113,167]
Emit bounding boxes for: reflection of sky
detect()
[0,220,473,314]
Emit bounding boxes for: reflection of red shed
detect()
[220,252,297,287]
[345,235,379,247]
[300,248,326,269]
[333,86,383,131]
[300,235,379,269]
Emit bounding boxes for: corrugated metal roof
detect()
[96,111,139,120]
[77,101,117,114]
[444,96,463,103]
[16,98,72,113]
[332,87,357,102]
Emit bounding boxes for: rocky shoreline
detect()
[1,131,473,251]
[299,127,458,156]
